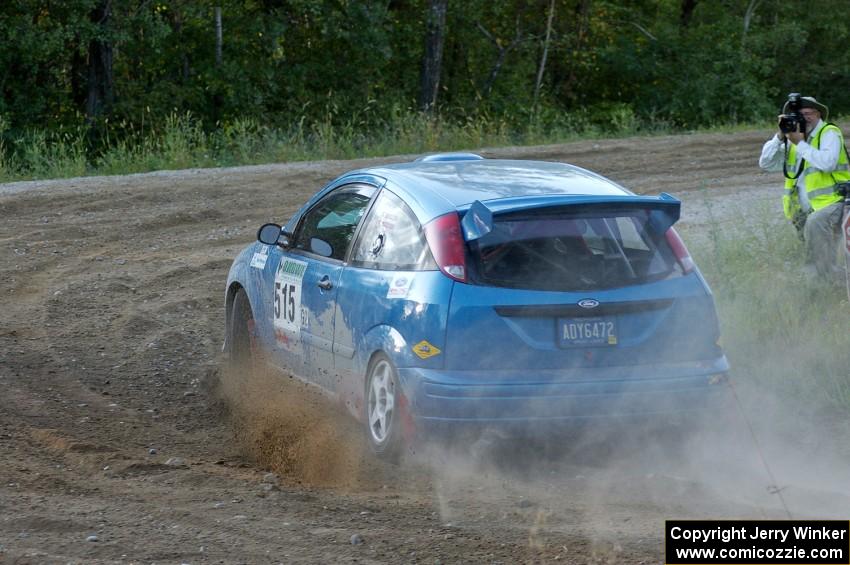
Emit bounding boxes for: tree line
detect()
[2,0,850,159]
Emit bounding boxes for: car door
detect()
[268,183,376,391]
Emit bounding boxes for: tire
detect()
[222,289,259,405]
[364,354,404,461]
[229,289,256,366]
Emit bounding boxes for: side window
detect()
[293,184,375,261]
[352,189,436,270]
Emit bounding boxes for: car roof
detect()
[357,158,630,222]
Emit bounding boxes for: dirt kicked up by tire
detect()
[3,130,848,563]
[219,289,379,489]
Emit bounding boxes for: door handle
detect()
[317,276,333,290]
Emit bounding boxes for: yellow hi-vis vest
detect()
[784,123,850,219]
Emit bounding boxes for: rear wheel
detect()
[365,354,403,461]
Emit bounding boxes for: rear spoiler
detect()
[461,193,681,241]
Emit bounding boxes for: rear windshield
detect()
[468,209,682,291]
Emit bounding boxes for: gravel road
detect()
[2,129,831,564]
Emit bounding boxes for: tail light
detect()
[423,212,467,282]
[665,228,695,274]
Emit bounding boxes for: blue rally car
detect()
[224,154,729,459]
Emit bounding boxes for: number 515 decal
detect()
[273,258,308,338]
[274,281,296,322]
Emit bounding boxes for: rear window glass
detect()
[468,210,682,291]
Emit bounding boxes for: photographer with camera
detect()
[759,94,850,282]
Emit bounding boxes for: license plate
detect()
[558,317,618,347]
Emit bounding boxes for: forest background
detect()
[2,0,849,180]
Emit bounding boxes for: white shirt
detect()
[759,119,841,211]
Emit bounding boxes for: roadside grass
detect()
[0,110,781,183]
[1,128,88,180]
[692,209,850,413]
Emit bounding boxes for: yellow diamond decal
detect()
[412,340,441,359]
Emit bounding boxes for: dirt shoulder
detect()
[0,129,800,564]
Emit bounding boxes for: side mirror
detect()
[258,223,293,248]
[257,223,282,245]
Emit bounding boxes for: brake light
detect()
[424,212,466,282]
[665,228,695,274]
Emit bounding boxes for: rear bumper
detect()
[396,356,730,433]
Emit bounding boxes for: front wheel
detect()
[221,289,259,405]
[229,289,257,367]
[365,354,404,461]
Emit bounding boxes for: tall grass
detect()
[0,127,88,180]
[0,107,774,183]
[691,208,850,412]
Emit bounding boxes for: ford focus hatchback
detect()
[224,154,729,459]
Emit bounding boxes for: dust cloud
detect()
[215,358,381,490]
[217,343,850,555]
[710,380,850,518]
[417,383,850,546]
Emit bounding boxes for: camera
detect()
[779,92,806,134]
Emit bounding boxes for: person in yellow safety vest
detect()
[759,96,850,282]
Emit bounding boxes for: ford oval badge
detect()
[578,299,599,309]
